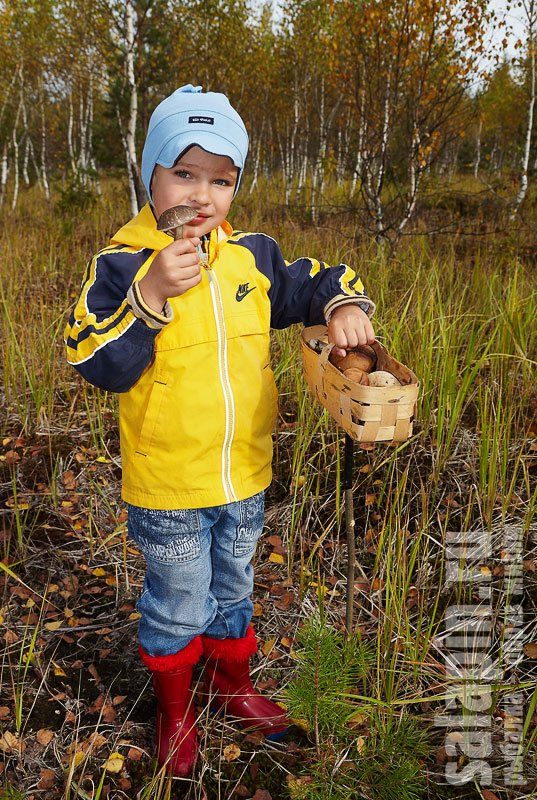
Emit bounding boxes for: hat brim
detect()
[156,132,244,172]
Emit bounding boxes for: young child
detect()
[64,84,376,777]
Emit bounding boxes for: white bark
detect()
[125,0,139,215]
[67,92,76,177]
[510,0,536,219]
[11,93,23,210]
[40,82,50,201]
[22,138,30,186]
[0,145,8,209]
[474,116,482,179]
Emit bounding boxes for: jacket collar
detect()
[111,203,233,253]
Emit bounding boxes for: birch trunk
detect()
[510,0,536,219]
[67,92,77,178]
[474,116,482,179]
[125,0,146,214]
[351,72,366,195]
[0,145,8,209]
[248,122,263,195]
[40,83,50,201]
[11,96,22,210]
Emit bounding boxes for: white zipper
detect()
[205,266,237,503]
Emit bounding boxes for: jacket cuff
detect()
[127,281,174,330]
[324,294,376,324]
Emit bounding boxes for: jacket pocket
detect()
[134,376,167,457]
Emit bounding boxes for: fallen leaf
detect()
[253,602,263,617]
[290,716,309,731]
[243,730,264,744]
[88,664,101,683]
[102,705,117,722]
[261,637,278,657]
[87,732,108,750]
[482,791,500,800]
[70,751,85,767]
[113,695,127,706]
[233,785,250,798]
[252,790,272,800]
[287,776,314,798]
[103,752,124,772]
[268,552,285,564]
[0,731,22,753]
[0,707,10,720]
[36,729,54,746]
[45,620,63,631]
[365,494,376,506]
[524,642,537,658]
[127,746,143,760]
[37,768,56,790]
[92,567,106,576]
[62,470,77,490]
[274,591,294,610]
[224,743,241,761]
[347,711,366,728]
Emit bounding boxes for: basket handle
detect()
[318,340,335,369]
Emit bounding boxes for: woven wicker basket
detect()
[300,325,419,443]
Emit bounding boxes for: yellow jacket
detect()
[65,204,373,509]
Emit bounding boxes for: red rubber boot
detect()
[201,626,288,740]
[140,636,203,776]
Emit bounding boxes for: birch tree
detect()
[510,0,537,218]
[331,0,492,245]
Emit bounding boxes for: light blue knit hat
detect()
[141,84,249,204]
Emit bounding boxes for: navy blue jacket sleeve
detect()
[64,246,159,392]
[229,233,371,329]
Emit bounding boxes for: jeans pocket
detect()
[233,491,265,557]
[128,506,201,564]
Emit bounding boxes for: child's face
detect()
[151,145,238,237]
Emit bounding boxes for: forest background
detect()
[1,0,537,799]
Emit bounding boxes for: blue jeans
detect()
[127,491,265,657]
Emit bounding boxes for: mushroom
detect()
[343,367,370,385]
[330,344,376,373]
[157,205,197,240]
[368,371,401,387]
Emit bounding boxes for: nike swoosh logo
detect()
[236,287,256,302]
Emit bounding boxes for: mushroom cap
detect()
[157,204,197,232]
[368,370,401,387]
